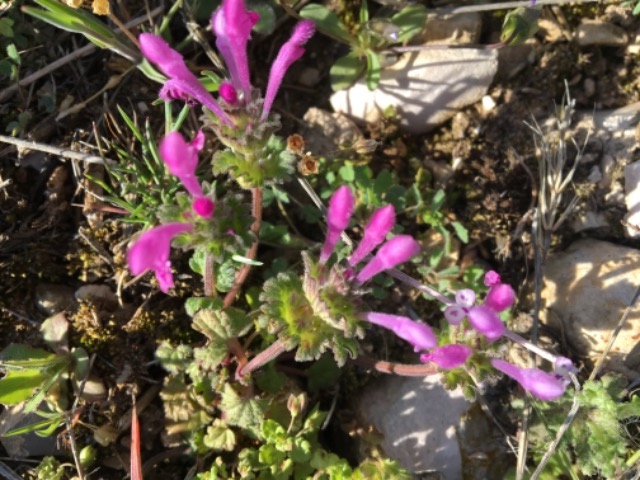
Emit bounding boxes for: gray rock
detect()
[302,107,364,157]
[540,239,640,370]
[331,48,498,134]
[416,12,482,45]
[355,375,472,478]
[575,20,628,47]
[35,283,76,315]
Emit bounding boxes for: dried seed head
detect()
[287,134,305,154]
[297,154,318,176]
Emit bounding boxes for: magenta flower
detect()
[159,131,215,219]
[212,0,259,102]
[320,186,355,264]
[139,33,233,126]
[491,359,566,401]
[261,20,315,120]
[443,270,515,341]
[356,235,421,284]
[349,205,395,267]
[127,223,194,293]
[363,312,437,352]
[420,344,473,369]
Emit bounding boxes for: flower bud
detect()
[363,312,436,352]
[467,305,505,341]
[420,344,473,369]
[491,359,566,401]
[320,186,354,263]
[356,235,420,283]
[349,205,395,266]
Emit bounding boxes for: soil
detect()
[1,0,639,478]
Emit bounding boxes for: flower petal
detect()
[467,305,505,341]
[356,235,420,283]
[160,131,203,198]
[444,305,466,326]
[349,205,395,266]
[485,283,516,312]
[127,223,193,293]
[363,312,437,352]
[320,186,354,263]
[420,344,473,369]
[491,359,566,401]
[261,20,315,120]
[455,289,476,308]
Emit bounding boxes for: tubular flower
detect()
[261,20,316,120]
[491,359,567,401]
[212,0,259,102]
[138,33,232,126]
[127,223,194,293]
[420,344,473,370]
[362,313,437,352]
[320,186,355,264]
[159,131,214,218]
[355,235,420,284]
[443,270,515,341]
[348,205,395,267]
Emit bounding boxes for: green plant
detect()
[299,0,426,90]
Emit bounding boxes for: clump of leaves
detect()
[524,375,640,478]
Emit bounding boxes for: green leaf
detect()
[3,413,64,438]
[391,4,427,43]
[220,384,265,431]
[359,0,369,24]
[365,50,381,91]
[300,4,356,44]
[6,44,19,64]
[0,344,63,370]
[330,52,366,91]
[0,370,48,405]
[203,420,237,451]
[501,7,541,45]
[248,1,276,35]
[338,164,355,182]
[431,189,446,212]
[451,221,469,243]
[185,297,219,317]
[155,342,193,375]
[307,354,341,393]
[0,18,14,38]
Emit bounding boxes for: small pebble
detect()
[481,95,496,112]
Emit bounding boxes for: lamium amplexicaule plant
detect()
[5,0,601,478]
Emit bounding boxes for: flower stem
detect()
[236,338,290,380]
[223,187,263,308]
[223,187,263,370]
[351,355,439,376]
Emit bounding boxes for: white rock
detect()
[330,48,498,134]
[624,161,640,237]
[482,95,496,112]
[355,375,472,478]
[575,20,628,47]
[540,239,640,369]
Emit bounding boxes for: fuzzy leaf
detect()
[156,342,193,375]
[220,384,265,432]
[185,297,219,318]
[204,420,237,451]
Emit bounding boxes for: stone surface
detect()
[35,283,76,315]
[416,12,482,45]
[624,161,640,237]
[540,239,640,369]
[302,107,364,157]
[355,375,472,478]
[330,49,497,134]
[575,20,628,47]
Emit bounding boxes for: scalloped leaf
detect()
[220,384,265,432]
[204,419,237,451]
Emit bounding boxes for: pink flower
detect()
[363,312,437,352]
[261,20,315,120]
[420,344,473,369]
[212,0,260,102]
[139,33,232,126]
[320,186,354,264]
[491,359,566,401]
[348,205,395,267]
[356,235,420,284]
[159,131,214,219]
[443,270,515,341]
[127,223,194,293]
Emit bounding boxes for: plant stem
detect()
[236,338,290,380]
[351,355,439,376]
[224,187,263,369]
[204,253,216,297]
[223,187,263,308]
